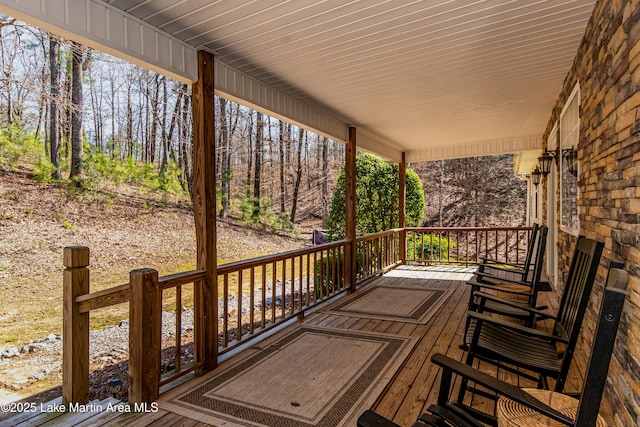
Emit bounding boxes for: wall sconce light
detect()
[531,166,542,186]
[537,150,555,176]
[537,146,578,178]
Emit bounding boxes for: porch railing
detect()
[216,240,348,356]
[405,227,533,266]
[355,229,403,282]
[61,227,523,406]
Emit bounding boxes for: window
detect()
[559,84,580,235]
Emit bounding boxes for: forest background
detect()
[0,17,526,345]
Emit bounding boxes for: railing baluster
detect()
[223,273,229,348]
[290,255,295,315]
[237,270,243,342]
[271,261,277,324]
[175,285,182,374]
[305,252,315,307]
[249,267,255,335]
[280,259,286,319]
[261,265,267,329]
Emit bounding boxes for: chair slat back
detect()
[521,223,540,282]
[573,266,628,425]
[525,226,548,305]
[552,237,604,391]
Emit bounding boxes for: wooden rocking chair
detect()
[358,265,628,427]
[460,237,604,398]
[464,225,548,329]
[475,223,540,284]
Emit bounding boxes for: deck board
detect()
[19,265,611,427]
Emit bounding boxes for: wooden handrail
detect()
[355,228,403,242]
[216,240,347,274]
[75,270,206,313]
[405,226,533,232]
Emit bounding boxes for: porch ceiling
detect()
[0,0,596,164]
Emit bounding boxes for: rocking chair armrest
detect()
[430,354,574,426]
[472,272,530,287]
[472,291,555,319]
[466,281,533,297]
[478,257,526,268]
[467,311,569,344]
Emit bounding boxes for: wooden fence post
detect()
[62,246,90,405]
[128,268,161,404]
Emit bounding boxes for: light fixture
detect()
[537,150,556,176]
[537,146,578,178]
[531,166,542,186]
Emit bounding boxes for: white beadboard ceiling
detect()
[1,0,597,164]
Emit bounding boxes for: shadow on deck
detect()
[6,265,607,427]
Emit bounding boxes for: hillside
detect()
[0,170,310,345]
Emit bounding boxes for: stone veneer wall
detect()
[541,0,640,425]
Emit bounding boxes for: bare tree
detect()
[290,127,304,223]
[219,97,231,218]
[69,41,84,180]
[49,35,61,180]
[253,111,263,218]
[278,120,286,213]
[321,136,329,219]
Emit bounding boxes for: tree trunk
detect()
[253,112,263,218]
[126,86,133,158]
[166,84,183,164]
[290,128,304,223]
[219,97,231,219]
[160,77,170,175]
[109,74,116,159]
[245,112,253,195]
[321,136,329,219]
[149,74,159,164]
[179,84,193,196]
[49,36,61,180]
[279,120,286,213]
[69,42,84,180]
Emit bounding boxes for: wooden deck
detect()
[5,265,612,426]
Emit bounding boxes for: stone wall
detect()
[541,0,640,425]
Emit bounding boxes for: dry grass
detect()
[0,170,310,346]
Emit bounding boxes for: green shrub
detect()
[408,234,454,261]
[32,157,57,182]
[0,124,46,170]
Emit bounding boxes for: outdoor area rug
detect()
[322,284,453,324]
[160,324,418,427]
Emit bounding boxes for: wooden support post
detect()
[128,268,161,404]
[345,127,357,292]
[62,246,90,406]
[399,152,407,264]
[192,50,218,372]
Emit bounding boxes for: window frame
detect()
[559,84,580,236]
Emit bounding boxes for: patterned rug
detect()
[322,283,453,324]
[160,325,417,427]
